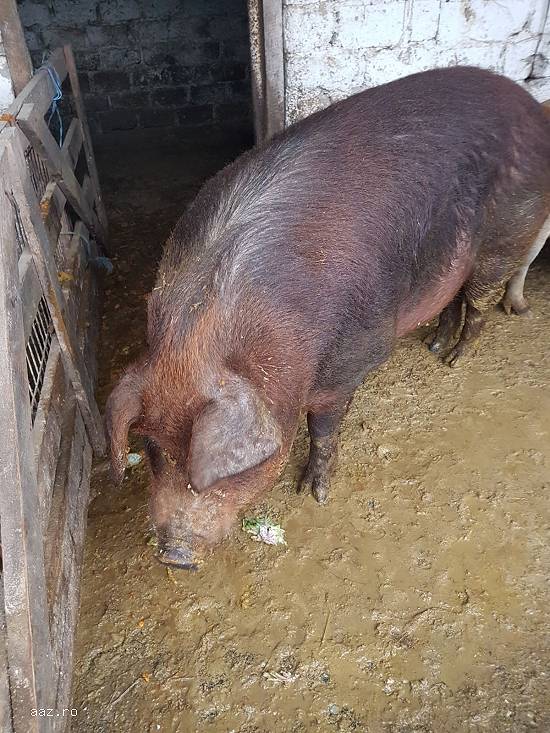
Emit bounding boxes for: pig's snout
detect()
[156,537,198,571]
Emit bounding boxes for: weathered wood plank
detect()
[32,339,68,533]
[40,182,64,258]
[0,131,53,733]
[16,103,108,251]
[61,221,88,332]
[61,117,83,169]
[0,0,32,95]
[7,126,106,455]
[64,45,109,239]
[0,48,66,135]
[247,0,266,143]
[0,576,14,733]
[262,0,285,137]
[19,249,43,342]
[45,405,92,731]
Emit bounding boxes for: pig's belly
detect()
[396,256,472,337]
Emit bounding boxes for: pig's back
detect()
[159,67,550,349]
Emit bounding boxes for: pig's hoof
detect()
[443,346,465,367]
[312,478,330,504]
[298,470,329,504]
[502,297,533,318]
[424,332,452,355]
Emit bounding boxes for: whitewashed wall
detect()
[0,29,15,112]
[283,0,550,124]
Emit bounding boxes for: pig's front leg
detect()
[298,408,347,505]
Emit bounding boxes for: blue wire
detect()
[38,64,63,146]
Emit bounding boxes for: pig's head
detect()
[105,359,285,570]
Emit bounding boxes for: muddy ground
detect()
[72,129,550,733]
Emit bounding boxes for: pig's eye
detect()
[144,437,165,475]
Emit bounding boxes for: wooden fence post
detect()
[7,127,106,456]
[0,134,53,733]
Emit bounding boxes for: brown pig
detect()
[106,67,550,569]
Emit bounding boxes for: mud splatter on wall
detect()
[283,0,550,124]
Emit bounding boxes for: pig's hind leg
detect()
[442,259,517,366]
[501,214,550,317]
[425,292,465,355]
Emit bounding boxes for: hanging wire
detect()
[59,230,114,274]
[38,62,64,146]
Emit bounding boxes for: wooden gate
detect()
[0,46,107,732]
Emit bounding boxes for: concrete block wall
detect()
[17,0,252,136]
[0,30,15,112]
[284,0,550,125]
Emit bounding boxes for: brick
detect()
[100,47,142,69]
[170,63,212,85]
[183,0,234,17]
[132,65,172,87]
[214,101,252,122]
[100,0,141,23]
[98,109,138,132]
[190,83,227,104]
[87,116,102,140]
[176,104,213,125]
[208,15,249,41]
[42,25,88,51]
[82,93,110,113]
[18,0,54,28]
[167,16,211,42]
[22,27,42,52]
[78,73,91,93]
[92,70,131,93]
[109,90,149,109]
[220,40,250,62]
[151,86,190,107]
[74,51,101,72]
[86,23,138,47]
[49,0,97,25]
[210,62,248,82]
[503,37,539,81]
[140,108,177,128]
[225,79,251,101]
[144,41,221,67]
[438,0,536,47]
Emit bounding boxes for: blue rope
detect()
[38,63,63,146]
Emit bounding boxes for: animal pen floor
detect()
[72,131,550,733]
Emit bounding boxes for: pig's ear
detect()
[189,379,282,493]
[104,365,144,484]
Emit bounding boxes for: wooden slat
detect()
[0,0,33,95]
[0,131,53,733]
[61,221,88,331]
[40,181,64,255]
[32,339,68,532]
[61,117,83,169]
[19,249,43,342]
[7,126,106,455]
[64,45,109,238]
[247,0,267,143]
[0,578,14,733]
[0,48,66,135]
[16,103,108,251]
[45,405,92,728]
[77,267,100,386]
[262,0,285,137]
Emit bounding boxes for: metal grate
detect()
[25,145,51,200]
[26,297,54,423]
